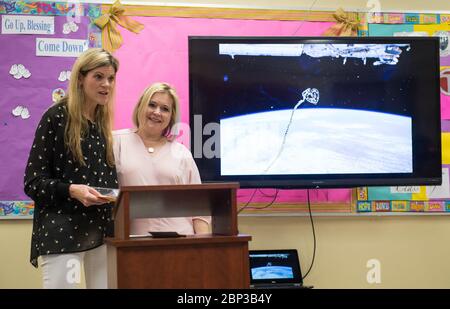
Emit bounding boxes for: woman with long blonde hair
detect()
[24,48,119,288]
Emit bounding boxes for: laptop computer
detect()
[249,249,313,289]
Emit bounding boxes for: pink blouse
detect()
[113,129,209,235]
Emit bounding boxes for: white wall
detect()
[239,215,450,288]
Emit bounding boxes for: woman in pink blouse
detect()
[113,82,210,235]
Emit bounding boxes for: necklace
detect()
[145,139,165,154]
[137,131,164,154]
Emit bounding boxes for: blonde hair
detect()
[61,48,119,166]
[132,82,180,136]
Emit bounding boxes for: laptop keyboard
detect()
[251,283,306,289]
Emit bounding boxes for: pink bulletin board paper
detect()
[113,16,353,207]
[113,17,335,130]
[441,92,450,120]
[238,188,351,204]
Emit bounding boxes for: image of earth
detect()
[252,266,294,279]
[221,108,412,175]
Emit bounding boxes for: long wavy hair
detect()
[132,82,180,137]
[60,48,119,166]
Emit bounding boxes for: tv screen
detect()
[189,36,442,188]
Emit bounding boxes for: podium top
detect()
[119,182,240,192]
[113,182,240,237]
[106,234,252,247]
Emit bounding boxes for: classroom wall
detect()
[1,0,450,289]
[2,215,450,288]
[240,216,450,288]
[0,221,41,288]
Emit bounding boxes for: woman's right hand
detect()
[69,184,110,207]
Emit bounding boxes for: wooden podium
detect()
[106,182,251,288]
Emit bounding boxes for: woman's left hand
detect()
[69,184,111,207]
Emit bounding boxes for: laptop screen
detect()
[249,249,303,285]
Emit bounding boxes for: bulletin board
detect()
[354,12,450,213]
[0,1,102,219]
[2,2,449,218]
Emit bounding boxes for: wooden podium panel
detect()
[107,235,251,288]
[107,183,251,288]
[113,183,240,239]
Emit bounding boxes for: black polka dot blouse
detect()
[24,103,118,268]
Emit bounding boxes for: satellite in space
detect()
[302,43,411,65]
[219,43,411,66]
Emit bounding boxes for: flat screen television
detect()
[188,36,442,188]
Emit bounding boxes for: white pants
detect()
[40,244,107,289]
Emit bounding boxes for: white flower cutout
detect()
[58,70,71,82]
[70,22,78,32]
[63,21,79,34]
[12,105,30,119]
[21,108,30,119]
[52,88,66,103]
[9,64,31,79]
[9,64,18,75]
[62,23,70,34]
[12,105,23,116]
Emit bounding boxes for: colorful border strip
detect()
[0,201,34,218]
[356,200,450,212]
[0,2,102,52]
[1,1,76,16]
[358,12,450,36]
[358,12,450,25]
[0,0,101,17]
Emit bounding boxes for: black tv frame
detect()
[189,36,442,189]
